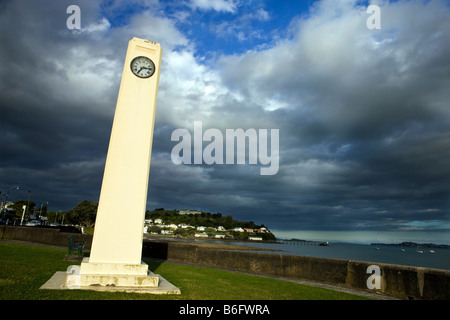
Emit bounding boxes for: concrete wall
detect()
[0,225,92,249]
[1,226,448,300]
[142,240,450,300]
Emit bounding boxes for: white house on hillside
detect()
[179,210,202,215]
[194,232,208,238]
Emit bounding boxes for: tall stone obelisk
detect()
[79,37,162,288]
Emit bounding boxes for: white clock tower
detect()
[77,37,170,290]
[42,38,178,293]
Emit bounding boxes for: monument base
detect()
[40,257,181,294]
[79,258,158,287]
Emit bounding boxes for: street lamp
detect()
[6,186,19,202]
[39,201,49,219]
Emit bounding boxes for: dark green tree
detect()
[71,200,98,227]
[223,215,234,230]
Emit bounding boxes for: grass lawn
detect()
[0,241,369,300]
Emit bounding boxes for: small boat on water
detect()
[318,241,330,246]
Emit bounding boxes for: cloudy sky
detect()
[1,0,450,244]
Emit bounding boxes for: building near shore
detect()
[179,210,202,215]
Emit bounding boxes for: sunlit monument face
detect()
[76,38,171,291]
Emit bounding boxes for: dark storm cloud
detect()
[1,0,449,242]
[0,0,117,207]
[208,0,450,233]
[0,0,189,209]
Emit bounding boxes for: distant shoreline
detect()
[371,241,450,249]
[143,233,278,244]
[143,234,280,252]
[144,234,450,251]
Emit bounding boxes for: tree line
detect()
[146,208,267,230]
[4,200,272,238]
[3,199,98,227]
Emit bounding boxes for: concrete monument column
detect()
[79,37,162,287]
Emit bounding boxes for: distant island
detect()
[144,208,276,241]
[371,241,450,249]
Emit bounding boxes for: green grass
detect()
[0,241,369,300]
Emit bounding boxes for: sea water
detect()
[234,241,450,271]
[157,237,450,271]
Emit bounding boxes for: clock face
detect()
[130,56,155,78]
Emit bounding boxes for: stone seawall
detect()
[0,225,92,249]
[1,226,448,299]
[142,240,450,300]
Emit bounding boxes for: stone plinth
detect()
[78,258,159,287]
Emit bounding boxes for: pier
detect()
[278,240,330,246]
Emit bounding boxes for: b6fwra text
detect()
[179,304,270,317]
